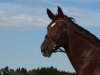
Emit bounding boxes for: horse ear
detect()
[47,8,55,19]
[58,6,64,17]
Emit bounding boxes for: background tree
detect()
[15,68,21,75]
[21,68,28,75]
[2,66,10,75]
[9,69,14,75]
[0,66,76,75]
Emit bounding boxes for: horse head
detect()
[41,6,69,57]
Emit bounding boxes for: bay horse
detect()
[41,6,100,75]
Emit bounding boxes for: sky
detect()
[0,0,100,72]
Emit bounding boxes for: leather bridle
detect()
[45,20,68,53]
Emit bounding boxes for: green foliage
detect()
[0,66,76,75]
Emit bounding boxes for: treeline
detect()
[0,66,76,75]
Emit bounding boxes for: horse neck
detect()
[65,20,99,54]
[63,20,100,72]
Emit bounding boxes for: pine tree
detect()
[2,66,10,75]
[21,68,28,75]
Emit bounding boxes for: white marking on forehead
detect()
[51,23,56,27]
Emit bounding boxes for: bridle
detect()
[45,20,68,53]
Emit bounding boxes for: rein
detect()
[57,48,67,54]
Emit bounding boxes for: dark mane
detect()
[66,16,100,46]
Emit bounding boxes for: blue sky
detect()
[0,0,100,72]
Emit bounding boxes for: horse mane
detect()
[66,16,100,46]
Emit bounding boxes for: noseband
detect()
[45,20,68,53]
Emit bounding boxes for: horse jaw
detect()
[42,52,52,58]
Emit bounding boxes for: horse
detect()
[41,6,100,75]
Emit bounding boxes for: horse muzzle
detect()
[41,44,59,57]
